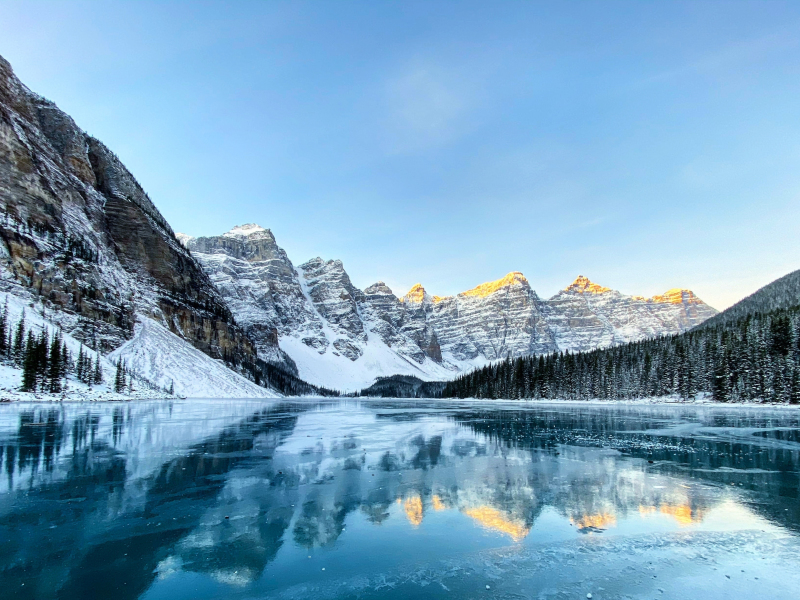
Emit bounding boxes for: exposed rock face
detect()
[542,276,718,353]
[179,225,310,371]
[360,282,429,364]
[298,257,366,354]
[0,54,258,371]
[182,225,718,390]
[425,272,556,361]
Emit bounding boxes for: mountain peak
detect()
[364,281,394,296]
[461,272,529,299]
[223,223,269,239]
[401,283,428,304]
[649,288,703,305]
[566,275,611,294]
[175,232,194,247]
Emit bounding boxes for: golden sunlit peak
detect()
[649,288,702,305]
[403,495,424,526]
[638,503,705,526]
[400,283,428,304]
[566,275,611,294]
[461,272,529,299]
[570,512,617,529]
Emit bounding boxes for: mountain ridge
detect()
[693,268,800,330]
[179,223,718,390]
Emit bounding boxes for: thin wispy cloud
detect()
[382,63,475,154]
[633,25,800,88]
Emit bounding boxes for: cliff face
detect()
[0,54,257,369]
[423,272,556,361]
[542,276,718,353]
[182,224,718,390]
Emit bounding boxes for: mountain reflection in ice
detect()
[1,399,800,600]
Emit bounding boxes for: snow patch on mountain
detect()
[223,223,268,238]
[278,332,454,392]
[108,317,279,398]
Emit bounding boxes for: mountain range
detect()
[179,224,717,390]
[0,53,718,395]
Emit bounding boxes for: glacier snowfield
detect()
[2,400,800,599]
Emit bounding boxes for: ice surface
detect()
[2,400,800,599]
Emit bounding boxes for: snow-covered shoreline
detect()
[0,388,176,403]
[354,394,800,409]
[0,291,281,401]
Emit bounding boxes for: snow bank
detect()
[109,317,279,398]
[0,292,170,401]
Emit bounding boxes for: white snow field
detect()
[278,329,457,392]
[108,317,279,398]
[0,291,164,401]
[0,290,278,400]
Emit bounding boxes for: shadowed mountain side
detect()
[0,54,260,379]
[695,268,800,330]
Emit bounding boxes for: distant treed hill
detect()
[354,375,446,398]
[255,359,340,397]
[696,269,800,330]
[443,304,800,403]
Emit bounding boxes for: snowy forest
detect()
[0,307,102,394]
[442,304,800,403]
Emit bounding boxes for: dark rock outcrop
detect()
[0,54,259,373]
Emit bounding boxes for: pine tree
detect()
[12,311,25,367]
[21,331,36,392]
[114,360,126,393]
[76,345,85,382]
[38,331,49,391]
[93,355,102,385]
[48,332,62,393]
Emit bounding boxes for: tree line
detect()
[0,306,103,393]
[442,305,800,403]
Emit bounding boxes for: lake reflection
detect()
[2,399,800,600]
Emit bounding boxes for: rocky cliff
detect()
[0,54,263,382]
[182,224,718,390]
[542,275,718,353]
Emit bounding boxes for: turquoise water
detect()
[2,399,800,599]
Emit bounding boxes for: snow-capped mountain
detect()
[543,275,717,352]
[181,225,717,390]
[181,226,455,389]
[0,54,275,397]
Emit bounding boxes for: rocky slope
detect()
[542,275,718,353]
[0,54,275,394]
[181,225,717,390]
[181,225,454,388]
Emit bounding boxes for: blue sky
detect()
[2,1,800,309]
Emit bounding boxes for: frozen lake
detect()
[2,399,800,599]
